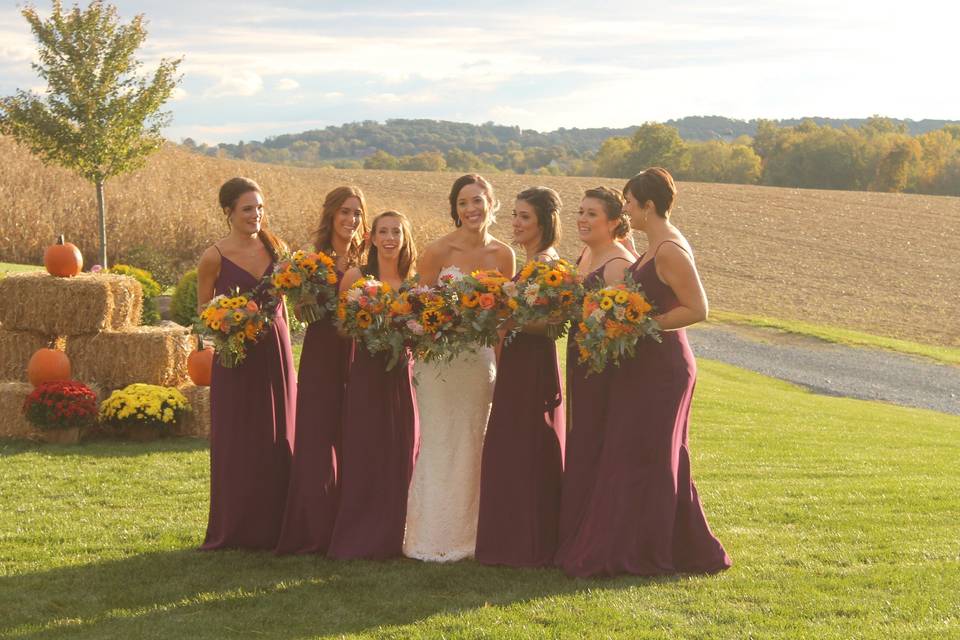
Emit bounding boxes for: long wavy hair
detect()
[516,186,562,253]
[311,185,369,268]
[218,177,286,259]
[364,211,417,280]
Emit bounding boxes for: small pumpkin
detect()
[44,234,83,277]
[27,348,71,387]
[187,334,214,386]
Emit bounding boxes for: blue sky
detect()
[1,1,957,144]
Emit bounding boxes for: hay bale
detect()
[0,272,142,335]
[0,327,61,382]
[66,324,192,390]
[0,382,35,440]
[176,384,210,438]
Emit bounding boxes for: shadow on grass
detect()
[0,549,681,638]
[0,438,208,459]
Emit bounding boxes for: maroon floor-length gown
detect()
[556,242,731,577]
[327,344,419,560]
[475,328,565,567]
[555,257,626,560]
[202,252,297,551]
[275,278,350,555]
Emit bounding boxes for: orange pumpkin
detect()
[187,335,214,386]
[27,348,71,387]
[44,234,83,277]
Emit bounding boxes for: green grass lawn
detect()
[0,262,43,276]
[1,360,958,639]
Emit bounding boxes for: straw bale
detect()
[0,327,61,382]
[0,272,142,335]
[175,384,210,438]
[0,382,35,440]
[66,324,192,390]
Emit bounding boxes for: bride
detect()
[404,174,516,561]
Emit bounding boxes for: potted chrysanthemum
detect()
[99,383,190,441]
[21,380,98,444]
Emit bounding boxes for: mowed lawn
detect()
[1,360,958,639]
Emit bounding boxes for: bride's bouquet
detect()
[198,288,271,367]
[505,258,583,340]
[336,276,407,368]
[269,249,339,324]
[390,283,460,363]
[575,275,660,374]
[443,268,512,348]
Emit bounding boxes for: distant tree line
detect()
[181,116,960,195]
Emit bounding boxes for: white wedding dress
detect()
[403,268,497,562]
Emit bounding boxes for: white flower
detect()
[438,265,465,282]
[406,320,425,335]
[346,288,362,302]
[502,281,518,297]
[590,309,605,322]
[614,306,626,320]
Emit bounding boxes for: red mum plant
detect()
[22,380,98,431]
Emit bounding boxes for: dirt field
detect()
[2,138,957,346]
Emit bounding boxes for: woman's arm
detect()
[416,242,443,286]
[652,243,708,331]
[339,267,363,294]
[196,247,221,313]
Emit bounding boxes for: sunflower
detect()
[624,306,641,322]
[232,311,244,322]
[599,296,614,311]
[356,310,373,329]
[462,291,480,308]
[559,290,574,306]
[544,270,563,286]
[421,309,442,331]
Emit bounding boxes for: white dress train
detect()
[403,347,496,561]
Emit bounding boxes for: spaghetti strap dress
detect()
[556,241,731,577]
[201,251,297,551]
[475,273,565,567]
[275,269,350,555]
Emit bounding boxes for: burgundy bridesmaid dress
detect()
[275,274,350,555]
[556,242,731,577]
[555,257,626,560]
[327,345,419,560]
[475,328,565,567]
[201,252,297,551]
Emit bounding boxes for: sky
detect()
[1,0,957,144]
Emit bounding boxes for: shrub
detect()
[122,244,180,289]
[22,380,98,430]
[171,269,199,327]
[110,263,162,325]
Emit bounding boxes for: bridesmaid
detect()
[276,186,368,555]
[475,186,566,567]
[558,168,731,577]
[328,211,420,560]
[197,177,297,550]
[555,187,634,564]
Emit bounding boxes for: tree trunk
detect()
[95,179,108,268]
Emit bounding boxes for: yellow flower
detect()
[614,290,629,304]
[233,311,244,322]
[507,298,519,310]
[461,292,480,308]
[218,298,231,309]
[356,310,372,329]
[544,270,563,286]
[599,297,614,311]
[326,272,338,285]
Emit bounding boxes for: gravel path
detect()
[686,324,960,416]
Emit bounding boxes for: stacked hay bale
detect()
[0,272,210,439]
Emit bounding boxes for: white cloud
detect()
[275,78,299,91]
[170,86,188,101]
[203,70,263,98]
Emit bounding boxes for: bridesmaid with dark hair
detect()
[197,176,297,550]
[557,168,731,577]
[475,186,566,567]
[328,211,420,560]
[276,186,369,555]
[555,186,635,565]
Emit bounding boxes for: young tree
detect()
[0,1,181,268]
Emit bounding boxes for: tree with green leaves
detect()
[0,0,181,268]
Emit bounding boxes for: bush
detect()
[122,244,180,289]
[171,269,199,327]
[99,383,190,431]
[22,380,98,430]
[110,263,162,325]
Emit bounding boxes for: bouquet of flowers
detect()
[99,383,190,431]
[391,283,460,362]
[443,268,512,348]
[269,249,339,324]
[198,288,271,367]
[22,380,98,431]
[575,275,661,374]
[506,258,584,340]
[336,276,407,368]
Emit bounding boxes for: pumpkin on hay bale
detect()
[0,382,35,439]
[0,272,142,335]
[0,327,59,382]
[175,383,211,438]
[66,324,193,391]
